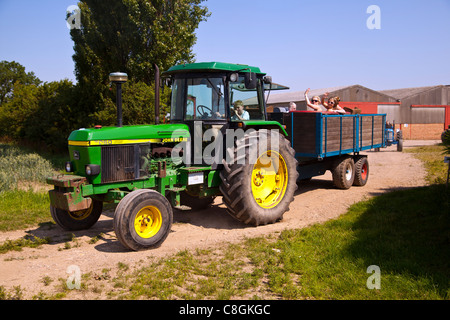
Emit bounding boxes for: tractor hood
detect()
[68,123,190,146]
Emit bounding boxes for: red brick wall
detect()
[398,123,444,140]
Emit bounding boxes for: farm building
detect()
[266,84,450,139]
[379,85,450,140]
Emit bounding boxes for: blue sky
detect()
[1,0,449,92]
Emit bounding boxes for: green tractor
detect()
[47,62,299,251]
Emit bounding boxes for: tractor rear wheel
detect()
[50,200,103,231]
[220,130,298,226]
[114,189,173,251]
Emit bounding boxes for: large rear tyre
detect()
[332,157,355,189]
[220,130,298,226]
[114,189,173,251]
[50,200,103,231]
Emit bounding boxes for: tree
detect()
[69,0,209,126]
[72,0,209,84]
[0,60,41,105]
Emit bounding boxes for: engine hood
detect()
[68,123,190,146]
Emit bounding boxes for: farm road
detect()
[0,140,439,298]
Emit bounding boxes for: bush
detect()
[0,144,55,192]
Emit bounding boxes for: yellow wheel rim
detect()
[134,206,162,239]
[251,150,288,209]
[69,205,93,221]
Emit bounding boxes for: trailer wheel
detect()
[397,139,403,152]
[114,189,173,251]
[50,200,102,231]
[220,130,298,226]
[353,156,369,186]
[332,157,355,189]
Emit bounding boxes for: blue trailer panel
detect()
[268,111,386,187]
[269,111,386,159]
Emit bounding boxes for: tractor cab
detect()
[163,62,288,125]
[162,62,289,166]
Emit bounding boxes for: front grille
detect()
[101,145,136,183]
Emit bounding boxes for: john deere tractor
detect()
[47,62,298,251]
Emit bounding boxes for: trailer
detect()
[269,111,386,189]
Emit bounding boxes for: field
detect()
[0,140,449,300]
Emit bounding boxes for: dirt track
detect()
[0,140,439,299]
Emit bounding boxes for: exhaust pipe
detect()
[154,64,160,125]
[109,72,128,127]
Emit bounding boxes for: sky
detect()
[0,0,449,93]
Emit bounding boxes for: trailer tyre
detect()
[332,157,355,189]
[50,200,103,231]
[397,139,403,152]
[114,189,173,251]
[220,130,298,226]
[353,156,369,186]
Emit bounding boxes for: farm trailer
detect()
[269,111,386,188]
[46,61,385,251]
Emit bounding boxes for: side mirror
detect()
[244,72,257,89]
[163,77,172,87]
[263,76,272,84]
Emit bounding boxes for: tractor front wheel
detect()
[51,200,103,231]
[114,189,173,251]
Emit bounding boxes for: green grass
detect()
[405,144,448,184]
[0,143,57,192]
[0,190,51,231]
[0,142,56,231]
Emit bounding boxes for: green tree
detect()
[0,82,40,139]
[69,0,209,126]
[0,60,41,105]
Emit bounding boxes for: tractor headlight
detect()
[65,161,73,172]
[85,164,100,176]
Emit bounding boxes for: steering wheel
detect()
[197,105,212,117]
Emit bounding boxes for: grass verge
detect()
[405,144,448,184]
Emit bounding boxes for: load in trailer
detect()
[269,111,386,188]
[46,61,385,251]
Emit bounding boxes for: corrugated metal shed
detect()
[380,85,450,123]
[267,85,397,111]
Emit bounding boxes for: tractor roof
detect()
[164,62,265,75]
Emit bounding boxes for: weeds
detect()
[405,145,447,184]
[0,235,50,254]
[0,144,56,193]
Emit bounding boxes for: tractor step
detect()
[167,187,185,192]
[173,205,191,211]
